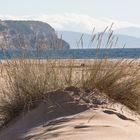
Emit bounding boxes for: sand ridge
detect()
[0,98,140,140]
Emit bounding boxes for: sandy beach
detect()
[0,88,140,140]
[0,1,140,139]
[0,102,140,140]
[0,59,140,140]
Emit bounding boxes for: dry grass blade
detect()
[83,59,140,112]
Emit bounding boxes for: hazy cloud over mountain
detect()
[0,13,139,33]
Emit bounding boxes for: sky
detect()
[0,0,140,33]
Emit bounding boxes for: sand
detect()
[0,100,140,140]
[0,59,140,140]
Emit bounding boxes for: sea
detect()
[0,48,140,59]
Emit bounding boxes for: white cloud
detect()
[0,13,139,33]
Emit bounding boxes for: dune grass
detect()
[0,28,140,127]
[0,59,79,125]
[82,59,140,112]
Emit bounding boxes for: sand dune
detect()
[0,100,140,140]
[44,111,140,140]
[0,60,140,140]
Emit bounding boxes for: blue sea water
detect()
[0,48,140,59]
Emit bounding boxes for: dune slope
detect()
[0,90,140,140]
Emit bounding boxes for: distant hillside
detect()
[57,31,140,49]
[115,27,140,38]
[0,20,70,50]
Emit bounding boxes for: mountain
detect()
[0,20,70,50]
[115,27,140,38]
[57,31,140,49]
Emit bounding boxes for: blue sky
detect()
[0,0,140,32]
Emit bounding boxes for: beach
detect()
[0,59,140,140]
[0,98,140,140]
